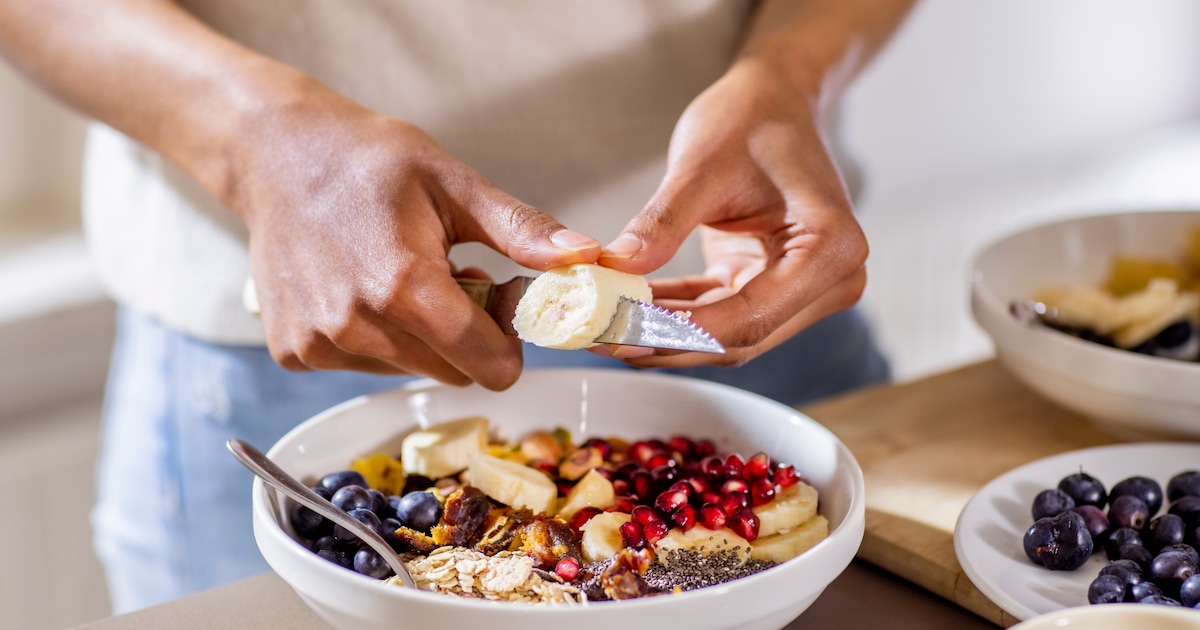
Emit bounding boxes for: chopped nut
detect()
[520,431,564,463]
[558,446,603,481]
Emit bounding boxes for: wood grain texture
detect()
[800,360,1124,628]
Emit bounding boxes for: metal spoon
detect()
[1010,299,1061,327]
[226,438,417,588]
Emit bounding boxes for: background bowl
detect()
[1009,604,1200,629]
[251,368,865,630]
[971,210,1200,439]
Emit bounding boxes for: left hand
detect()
[596,57,868,368]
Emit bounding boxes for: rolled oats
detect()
[387,547,583,604]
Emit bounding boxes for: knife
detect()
[456,277,725,354]
[243,277,725,354]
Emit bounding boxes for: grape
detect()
[1058,472,1108,509]
[1146,514,1187,552]
[1149,549,1199,599]
[290,499,331,540]
[1032,489,1075,520]
[333,507,385,544]
[393,490,443,532]
[1161,543,1200,566]
[1023,511,1093,571]
[1169,495,1200,529]
[318,470,369,493]
[353,547,394,579]
[1108,495,1150,531]
[1128,580,1163,602]
[1099,558,1144,589]
[331,485,374,512]
[1167,471,1200,502]
[1072,505,1109,541]
[1087,574,1125,604]
[1105,527,1144,560]
[1117,544,1154,573]
[1109,476,1164,516]
[1180,574,1200,607]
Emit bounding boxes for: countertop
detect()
[77,359,1111,629]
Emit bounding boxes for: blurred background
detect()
[3,1,1200,628]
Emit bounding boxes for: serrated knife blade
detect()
[458,277,725,354]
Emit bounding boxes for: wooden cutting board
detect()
[799,360,1127,628]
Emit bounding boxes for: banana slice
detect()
[557,468,616,519]
[467,453,558,516]
[400,416,489,479]
[579,511,632,563]
[749,515,829,563]
[653,525,752,565]
[512,263,652,350]
[752,481,819,538]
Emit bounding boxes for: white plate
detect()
[954,442,1200,621]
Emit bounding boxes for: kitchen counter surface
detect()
[78,359,1119,629]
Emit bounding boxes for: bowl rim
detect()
[1010,603,1200,628]
[252,367,867,613]
[970,208,1200,382]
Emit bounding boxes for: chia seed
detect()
[642,548,776,592]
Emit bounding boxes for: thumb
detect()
[456,184,601,271]
[599,176,708,275]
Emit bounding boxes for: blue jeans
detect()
[92,306,888,613]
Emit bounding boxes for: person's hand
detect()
[596,58,868,368]
[236,84,601,389]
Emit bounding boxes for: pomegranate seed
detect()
[750,478,776,506]
[683,475,710,496]
[609,495,638,513]
[694,439,716,457]
[700,490,724,506]
[724,453,745,480]
[646,453,675,470]
[620,521,647,548]
[556,479,576,497]
[721,491,750,515]
[667,436,695,458]
[744,452,772,481]
[775,464,800,488]
[650,463,679,486]
[629,470,653,499]
[628,441,663,466]
[555,556,581,582]
[568,507,603,532]
[668,480,693,499]
[672,504,698,531]
[528,458,558,477]
[700,455,726,480]
[611,478,630,497]
[721,478,750,495]
[699,503,727,530]
[631,505,658,527]
[655,489,689,514]
[643,518,670,543]
[582,438,613,460]
[614,461,642,479]
[728,507,760,541]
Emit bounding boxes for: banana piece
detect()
[466,453,558,516]
[400,416,489,479]
[579,511,632,563]
[752,481,819,538]
[654,525,752,565]
[749,515,830,563]
[557,468,616,519]
[512,263,653,350]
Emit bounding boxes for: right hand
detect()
[232,81,600,390]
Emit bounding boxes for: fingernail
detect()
[550,229,600,252]
[603,233,642,259]
[611,346,655,359]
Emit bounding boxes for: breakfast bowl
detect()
[1008,604,1200,630]
[251,368,865,630]
[970,209,1200,439]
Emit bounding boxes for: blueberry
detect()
[317,547,354,570]
[1150,549,1199,599]
[1059,472,1107,510]
[1118,543,1154,574]
[333,508,385,544]
[1181,574,1200,608]
[1088,574,1125,604]
[1128,580,1163,602]
[353,547,393,579]
[1110,476,1164,516]
[1023,511,1094,571]
[290,499,331,540]
[1170,495,1200,529]
[394,491,443,532]
[1108,495,1150,531]
[1168,472,1200,503]
[1072,505,1110,541]
[1146,515,1187,553]
[1106,527,1144,560]
[1032,489,1075,520]
[318,470,369,493]
[331,485,374,512]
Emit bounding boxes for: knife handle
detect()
[456,277,532,336]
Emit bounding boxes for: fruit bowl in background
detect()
[1008,604,1200,629]
[970,209,1200,439]
[251,369,866,630]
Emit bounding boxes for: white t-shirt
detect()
[83,1,757,345]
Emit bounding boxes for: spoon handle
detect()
[226,438,417,588]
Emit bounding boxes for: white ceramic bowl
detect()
[971,210,1200,439]
[251,369,865,630]
[1009,604,1200,629]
